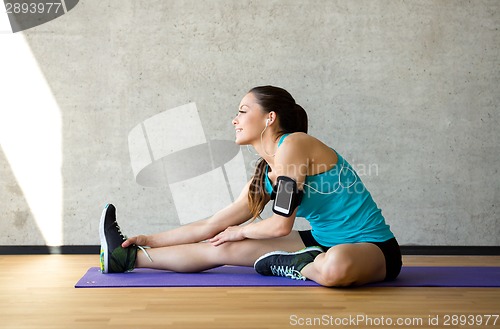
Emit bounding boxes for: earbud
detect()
[261,118,275,157]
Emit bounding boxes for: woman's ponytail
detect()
[294,104,308,134]
[248,158,268,219]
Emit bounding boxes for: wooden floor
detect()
[0,255,499,329]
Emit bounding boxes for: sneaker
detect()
[99,204,137,273]
[254,246,323,280]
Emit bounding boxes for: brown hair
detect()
[246,86,308,219]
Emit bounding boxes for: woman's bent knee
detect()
[316,248,355,287]
[313,244,385,287]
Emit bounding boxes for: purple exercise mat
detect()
[75,266,500,288]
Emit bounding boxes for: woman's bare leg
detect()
[136,231,306,272]
[300,243,386,287]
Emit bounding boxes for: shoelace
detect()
[270,265,306,281]
[114,221,153,263]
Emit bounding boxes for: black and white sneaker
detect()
[99,204,137,273]
[254,246,323,280]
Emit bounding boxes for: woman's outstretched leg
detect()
[135,233,306,272]
[100,203,305,273]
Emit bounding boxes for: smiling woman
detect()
[100,85,401,288]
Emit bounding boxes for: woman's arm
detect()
[122,180,254,248]
[210,133,311,246]
[209,206,297,246]
[242,211,297,238]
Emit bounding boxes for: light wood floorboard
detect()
[0,255,499,329]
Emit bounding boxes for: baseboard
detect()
[0,245,499,255]
[401,246,500,255]
[0,245,100,255]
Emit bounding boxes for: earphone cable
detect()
[303,161,357,194]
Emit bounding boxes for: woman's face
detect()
[232,92,268,145]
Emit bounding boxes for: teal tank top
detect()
[265,134,394,247]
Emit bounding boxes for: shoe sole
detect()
[99,204,110,273]
[253,246,324,268]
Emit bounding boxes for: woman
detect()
[100,85,402,287]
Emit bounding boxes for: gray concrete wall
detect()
[0,0,498,246]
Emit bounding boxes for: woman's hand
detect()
[122,235,149,248]
[209,226,245,246]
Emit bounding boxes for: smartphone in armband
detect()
[272,176,303,217]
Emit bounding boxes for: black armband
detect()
[271,176,303,217]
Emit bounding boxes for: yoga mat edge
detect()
[75,266,500,288]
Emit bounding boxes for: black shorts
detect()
[299,230,402,281]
